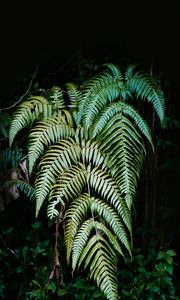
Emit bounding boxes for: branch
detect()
[49,205,64,283]
[0,65,39,112]
[43,54,76,83]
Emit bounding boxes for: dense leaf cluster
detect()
[8,63,167,299]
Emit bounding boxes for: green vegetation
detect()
[0,61,179,299]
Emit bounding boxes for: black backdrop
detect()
[0,1,180,113]
[0,0,179,256]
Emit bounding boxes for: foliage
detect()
[0,215,56,299]
[0,213,104,300]
[56,276,105,299]
[8,63,166,299]
[118,247,177,299]
[0,216,178,299]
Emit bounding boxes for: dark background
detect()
[0,0,179,249]
[0,0,180,116]
[0,0,180,293]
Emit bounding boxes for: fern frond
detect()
[77,73,115,124]
[16,180,35,200]
[28,115,75,174]
[121,103,154,149]
[102,63,123,80]
[0,148,23,171]
[36,136,108,217]
[64,194,90,263]
[91,101,153,149]
[72,219,94,270]
[75,233,118,300]
[83,84,123,129]
[47,162,131,232]
[66,82,81,110]
[80,139,108,170]
[127,72,165,123]
[93,221,125,258]
[47,198,65,219]
[35,140,82,217]
[43,86,66,109]
[125,64,137,81]
[89,167,131,233]
[9,96,51,146]
[91,197,131,255]
[100,113,144,151]
[46,163,87,218]
[64,193,130,264]
[99,115,144,209]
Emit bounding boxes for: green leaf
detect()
[47,282,56,293]
[166,265,173,275]
[167,256,173,265]
[166,250,176,257]
[157,251,165,260]
[57,288,68,296]
[32,280,41,288]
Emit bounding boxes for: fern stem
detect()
[49,205,64,283]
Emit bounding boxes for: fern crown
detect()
[9,63,165,300]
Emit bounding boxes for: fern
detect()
[0,148,23,171]
[9,96,50,146]
[16,180,35,201]
[64,194,90,263]
[9,63,165,300]
[28,114,75,174]
[77,72,117,124]
[64,194,130,265]
[66,82,81,110]
[76,233,118,300]
[36,136,108,217]
[126,70,165,123]
[91,101,153,149]
[103,63,123,80]
[42,86,66,109]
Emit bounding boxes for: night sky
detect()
[0,1,180,115]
